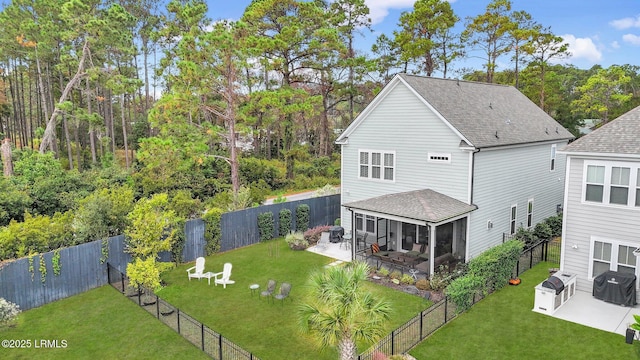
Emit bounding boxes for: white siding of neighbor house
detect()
[560,156,640,298]
[340,81,470,232]
[468,141,568,259]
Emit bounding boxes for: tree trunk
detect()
[40,40,90,153]
[87,78,97,164]
[338,337,356,360]
[121,94,130,169]
[1,138,13,177]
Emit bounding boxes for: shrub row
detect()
[446,240,524,313]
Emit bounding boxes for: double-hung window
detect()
[355,213,375,233]
[610,167,630,205]
[527,199,534,228]
[585,165,605,202]
[509,205,517,235]
[583,161,639,208]
[550,144,557,171]
[590,238,638,280]
[359,150,395,181]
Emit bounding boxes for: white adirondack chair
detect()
[186,257,206,281]
[213,263,235,288]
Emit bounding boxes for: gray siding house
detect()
[336,74,573,275]
[559,105,640,301]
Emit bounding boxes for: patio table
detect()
[249,284,259,296]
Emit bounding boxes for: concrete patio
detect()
[543,290,639,337]
[306,239,352,262]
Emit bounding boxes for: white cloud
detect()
[622,33,640,46]
[609,15,640,30]
[611,41,620,49]
[561,34,602,63]
[365,0,456,25]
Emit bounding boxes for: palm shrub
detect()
[299,261,392,360]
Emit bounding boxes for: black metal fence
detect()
[107,263,259,360]
[357,238,561,359]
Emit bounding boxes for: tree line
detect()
[0,0,638,211]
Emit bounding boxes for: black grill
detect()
[329,226,344,243]
[593,271,637,306]
[542,275,565,295]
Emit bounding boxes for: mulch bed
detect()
[367,273,445,302]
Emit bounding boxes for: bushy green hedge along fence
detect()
[279,208,292,236]
[447,240,524,313]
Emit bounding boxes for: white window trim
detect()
[527,198,534,228]
[582,160,640,209]
[550,144,557,171]
[588,236,639,287]
[509,204,517,235]
[428,152,452,164]
[358,149,395,182]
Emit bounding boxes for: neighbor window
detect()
[550,144,557,171]
[636,169,640,207]
[510,205,517,235]
[359,150,395,181]
[583,161,640,208]
[590,238,637,280]
[527,199,533,228]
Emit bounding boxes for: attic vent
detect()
[428,152,451,164]
[489,102,493,109]
[556,127,559,134]
[495,131,499,139]
[545,128,549,134]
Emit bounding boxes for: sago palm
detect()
[298,261,392,360]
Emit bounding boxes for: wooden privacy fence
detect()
[0,195,341,311]
[0,235,129,310]
[357,238,561,358]
[219,194,341,252]
[107,263,260,360]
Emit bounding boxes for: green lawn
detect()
[158,239,431,360]
[0,286,210,360]
[409,262,640,359]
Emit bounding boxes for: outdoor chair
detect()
[274,282,292,305]
[186,257,206,281]
[212,262,235,288]
[261,279,277,302]
[317,232,330,250]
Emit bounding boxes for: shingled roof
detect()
[396,74,574,148]
[343,189,477,224]
[561,105,640,156]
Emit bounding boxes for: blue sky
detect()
[207,0,640,76]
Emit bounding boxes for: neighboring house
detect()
[559,105,640,302]
[336,74,574,275]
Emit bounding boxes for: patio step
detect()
[325,260,345,268]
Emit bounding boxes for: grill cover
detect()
[542,275,565,295]
[329,226,344,243]
[592,271,637,306]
